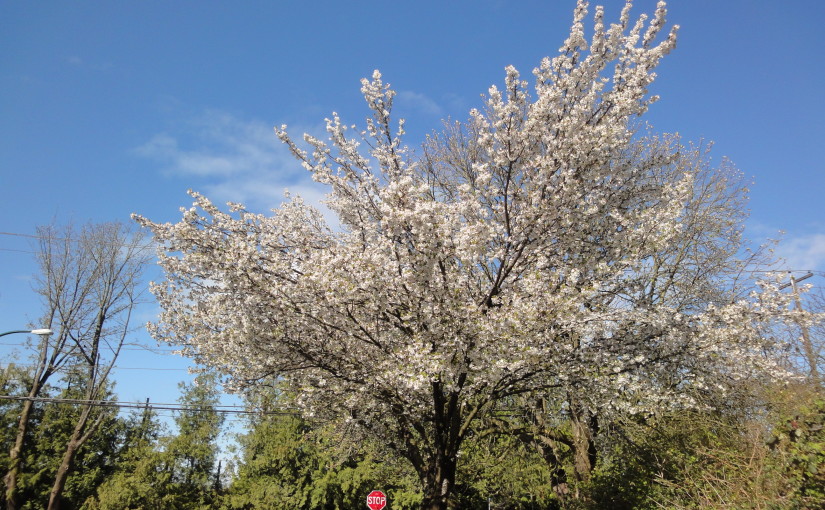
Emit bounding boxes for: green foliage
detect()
[1,365,47,509]
[306,423,421,510]
[1,364,124,510]
[577,385,825,510]
[6,364,825,510]
[768,394,825,509]
[86,447,171,510]
[586,411,784,509]
[87,373,226,509]
[455,431,560,509]
[221,410,421,510]
[85,405,168,509]
[160,373,226,508]
[0,365,40,471]
[221,414,316,508]
[51,368,124,508]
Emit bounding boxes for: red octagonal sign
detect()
[366,489,387,510]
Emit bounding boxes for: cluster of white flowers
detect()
[133,0,800,498]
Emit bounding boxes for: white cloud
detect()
[135,111,331,215]
[396,90,443,117]
[775,233,825,271]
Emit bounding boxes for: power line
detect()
[0,230,156,251]
[1,363,190,372]
[0,231,59,240]
[0,247,38,254]
[0,394,297,416]
[0,341,179,354]
[0,230,149,245]
[115,366,190,371]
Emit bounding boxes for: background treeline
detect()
[1,366,822,509]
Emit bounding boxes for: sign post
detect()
[366,490,387,510]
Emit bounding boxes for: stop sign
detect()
[366,490,387,510]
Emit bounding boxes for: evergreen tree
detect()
[89,374,225,509]
[85,402,167,509]
[1,365,124,510]
[160,373,225,509]
[223,386,420,510]
[0,365,47,509]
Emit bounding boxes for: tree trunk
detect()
[570,402,598,498]
[46,440,78,510]
[416,381,464,510]
[47,405,93,510]
[419,455,457,510]
[4,384,41,510]
[530,435,570,498]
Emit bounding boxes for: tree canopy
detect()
[134,1,799,508]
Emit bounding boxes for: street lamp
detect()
[0,328,53,338]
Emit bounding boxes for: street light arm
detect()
[0,329,53,338]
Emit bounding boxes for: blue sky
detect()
[2,0,824,409]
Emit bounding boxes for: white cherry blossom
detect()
[134,2,796,508]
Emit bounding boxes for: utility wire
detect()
[1,363,190,371]
[0,342,180,353]
[0,247,38,254]
[0,231,63,240]
[0,230,156,261]
[0,394,297,415]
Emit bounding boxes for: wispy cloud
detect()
[63,55,112,72]
[135,111,328,214]
[775,233,825,271]
[396,90,443,117]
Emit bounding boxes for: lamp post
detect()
[2,327,53,510]
[0,329,53,338]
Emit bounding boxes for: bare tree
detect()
[1,222,150,510]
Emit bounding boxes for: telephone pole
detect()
[780,272,819,384]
